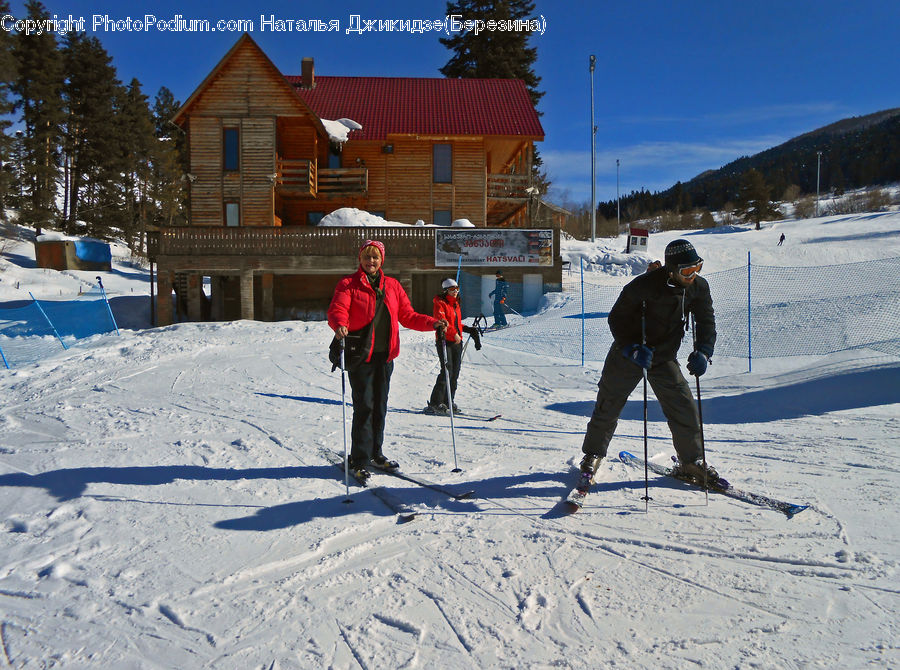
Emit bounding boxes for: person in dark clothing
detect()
[489,270,509,327]
[328,240,447,480]
[778,233,785,246]
[425,278,482,415]
[577,239,718,488]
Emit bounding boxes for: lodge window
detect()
[327,145,341,169]
[433,209,451,227]
[433,144,452,183]
[223,128,239,171]
[225,201,240,227]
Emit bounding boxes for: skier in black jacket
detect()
[578,239,717,486]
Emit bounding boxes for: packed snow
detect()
[1,210,898,669]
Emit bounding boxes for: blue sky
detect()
[9,0,899,207]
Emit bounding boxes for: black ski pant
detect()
[348,352,393,465]
[582,343,702,464]
[429,340,463,408]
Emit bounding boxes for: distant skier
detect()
[778,233,785,246]
[424,278,481,415]
[488,270,508,327]
[575,239,718,490]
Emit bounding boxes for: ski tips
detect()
[784,504,809,520]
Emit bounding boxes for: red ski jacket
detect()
[328,268,437,363]
[433,294,463,342]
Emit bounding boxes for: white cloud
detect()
[543,134,789,204]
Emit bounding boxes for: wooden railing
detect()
[318,167,367,194]
[276,159,368,196]
[148,226,438,258]
[276,158,315,195]
[487,173,530,200]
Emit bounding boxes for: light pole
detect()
[815,151,823,218]
[590,55,596,242]
[616,158,620,234]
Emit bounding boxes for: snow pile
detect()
[318,207,411,227]
[561,237,652,277]
[320,117,362,145]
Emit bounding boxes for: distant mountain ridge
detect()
[598,107,900,220]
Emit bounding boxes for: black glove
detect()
[463,325,482,350]
[621,343,654,370]
[687,350,708,377]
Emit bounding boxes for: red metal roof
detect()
[289,75,544,141]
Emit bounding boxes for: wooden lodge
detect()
[149,34,556,324]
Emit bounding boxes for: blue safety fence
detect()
[477,256,900,365]
[0,286,119,369]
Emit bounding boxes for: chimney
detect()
[301,57,314,89]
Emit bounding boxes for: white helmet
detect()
[441,278,458,290]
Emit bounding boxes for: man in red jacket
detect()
[328,240,446,480]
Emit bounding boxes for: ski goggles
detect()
[677,260,703,278]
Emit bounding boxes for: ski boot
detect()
[577,454,603,492]
[372,454,399,471]
[671,458,720,487]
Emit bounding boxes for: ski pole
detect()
[339,337,352,503]
[503,302,525,319]
[641,301,651,512]
[441,337,462,472]
[691,314,709,505]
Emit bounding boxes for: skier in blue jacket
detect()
[488,270,508,327]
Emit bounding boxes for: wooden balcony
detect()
[276,159,367,198]
[487,173,530,200]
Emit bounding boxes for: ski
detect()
[459,413,502,422]
[618,451,809,519]
[421,408,501,421]
[321,450,417,522]
[370,463,475,500]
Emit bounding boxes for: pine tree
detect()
[0,1,17,215]
[116,78,156,251]
[151,87,187,229]
[61,32,121,237]
[11,0,64,234]
[440,0,543,108]
[737,169,780,229]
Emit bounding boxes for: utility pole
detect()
[616,158,621,234]
[816,151,823,217]
[590,55,597,242]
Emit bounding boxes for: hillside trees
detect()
[0,1,16,215]
[596,109,900,225]
[10,0,64,234]
[4,12,185,250]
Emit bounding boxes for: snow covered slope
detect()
[0,213,898,668]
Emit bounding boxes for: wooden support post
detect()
[240,269,254,320]
[157,271,174,326]
[261,273,274,321]
[187,274,203,322]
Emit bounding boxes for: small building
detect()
[34,236,112,272]
[625,226,649,253]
